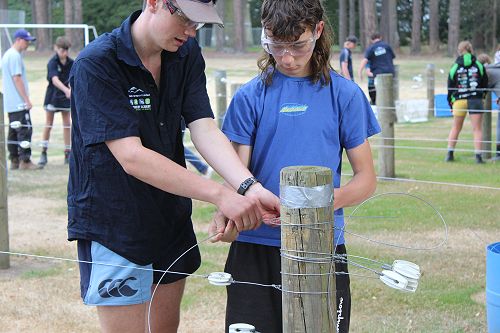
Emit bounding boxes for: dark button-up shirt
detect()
[67,10,213,265]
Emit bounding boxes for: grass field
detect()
[0,49,498,332]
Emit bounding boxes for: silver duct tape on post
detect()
[280,184,333,208]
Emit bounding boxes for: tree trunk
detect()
[388,0,399,49]
[447,0,460,57]
[429,0,439,53]
[493,0,498,51]
[232,0,245,52]
[362,0,377,48]
[33,0,50,51]
[359,0,366,50]
[0,0,8,55]
[64,0,73,44]
[214,0,225,51]
[410,0,422,55]
[73,0,83,49]
[380,0,389,42]
[338,0,347,48]
[349,0,355,37]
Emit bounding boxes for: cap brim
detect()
[176,0,224,27]
[25,37,36,41]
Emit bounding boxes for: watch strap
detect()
[237,177,259,195]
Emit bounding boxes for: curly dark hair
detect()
[257,0,333,86]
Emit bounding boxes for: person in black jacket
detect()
[38,36,73,166]
[446,41,488,163]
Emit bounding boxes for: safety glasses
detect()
[163,0,205,30]
[261,27,317,57]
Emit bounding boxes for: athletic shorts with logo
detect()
[77,240,198,306]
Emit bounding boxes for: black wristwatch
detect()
[237,177,259,195]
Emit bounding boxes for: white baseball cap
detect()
[176,0,223,27]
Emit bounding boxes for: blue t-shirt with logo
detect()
[222,70,380,247]
[364,40,395,76]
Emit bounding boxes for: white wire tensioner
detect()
[207,272,233,286]
[229,323,258,333]
[388,260,421,280]
[19,140,31,149]
[380,270,409,291]
[10,121,22,129]
[379,260,420,292]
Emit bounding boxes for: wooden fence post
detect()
[230,83,242,99]
[426,64,435,119]
[215,70,227,128]
[482,92,492,160]
[280,166,335,332]
[393,64,399,102]
[375,74,396,178]
[0,92,10,269]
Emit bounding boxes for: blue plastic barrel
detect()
[487,242,500,333]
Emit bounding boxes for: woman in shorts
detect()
[446,41,489,164]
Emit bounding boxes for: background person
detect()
[484,50,500,161]
[446,41,488,164]
[39,36,74,166]
[358,32,395,105]
[339,35,357,81]
[1,29,41,170]
[209,0,380,332]
[68,1,280,332]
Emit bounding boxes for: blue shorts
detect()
[78,240,154,306]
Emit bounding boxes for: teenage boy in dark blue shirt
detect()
[68,0,279,331]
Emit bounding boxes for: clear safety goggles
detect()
[260,28,317,57]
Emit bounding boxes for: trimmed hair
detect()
[457,40,473,55]
[257,0,333,86]
[370,32,382,41]
[55,36,71,49]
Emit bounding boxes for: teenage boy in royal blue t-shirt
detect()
[209,0,381,332]
[359,32,396,104]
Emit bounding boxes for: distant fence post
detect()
[375,74,396,178]
[482,92,492,160]
[426,64,435,119]
[215,70,227,128]
[230,83,242,99]
[393,64,399,102]
[280,166,335,332]
[0,92,10,269]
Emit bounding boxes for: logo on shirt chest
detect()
[279,103,308,116]
[128,87,152,112]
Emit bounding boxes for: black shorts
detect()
[225,242,351,333]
